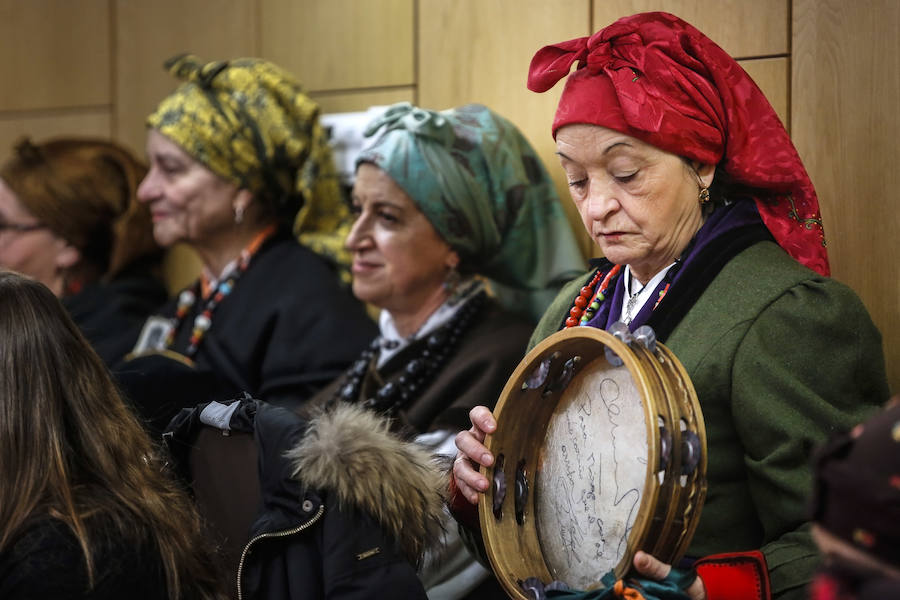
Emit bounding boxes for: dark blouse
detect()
[0,517,167,600]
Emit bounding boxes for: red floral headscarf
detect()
[528,11,829,276]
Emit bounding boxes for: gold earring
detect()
[699,186,710,204]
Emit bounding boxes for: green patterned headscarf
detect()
[147,54,351,282]
[357,103,585,321]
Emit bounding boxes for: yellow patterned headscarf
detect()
[147,54,352,282]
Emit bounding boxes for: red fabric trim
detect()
[447,472,480,532]
[694,551,771,600]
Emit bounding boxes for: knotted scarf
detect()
[147,54,352,281]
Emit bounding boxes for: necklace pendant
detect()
[624,293,640,325]
[626,294,639,314]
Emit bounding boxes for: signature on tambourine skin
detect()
[539,365,646,589]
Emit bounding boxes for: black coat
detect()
[165,398,443,600]
[63,264,168,367]
[118,233,377,435]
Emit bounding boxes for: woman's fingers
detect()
[633,551,670,580]
[452,452,486,504]
[453,431,491,502]
[632,551,707,600]
[451,406,498,504]
[454,429,493,466]
[469,405,497,439]
[457,406,495,465]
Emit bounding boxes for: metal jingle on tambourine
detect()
[523,352,557,390]
[648,342,708,562]
[479,326,706,599]
[626,335,706,564]
[492,454,506,520]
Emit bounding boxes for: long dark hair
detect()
[0,271,222,599]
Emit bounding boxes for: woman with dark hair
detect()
[451,12,888,600]
[0,271,224,599]
[0,137,166,365]
[313,102,585,598]
[125,55,376,428]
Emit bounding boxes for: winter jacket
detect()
[164,397,445,600]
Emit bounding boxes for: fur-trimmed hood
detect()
[286,403,447,564]
[164,397,446,568]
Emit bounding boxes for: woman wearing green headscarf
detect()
[312,102,586,598]
[123,55,376,432]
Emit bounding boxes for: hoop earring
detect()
[234,204,245,224]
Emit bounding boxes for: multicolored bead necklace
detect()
[166,225,276,357]
[564,263,678,329]
[565,264,622,328]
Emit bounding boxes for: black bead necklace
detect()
[335,291,487,417]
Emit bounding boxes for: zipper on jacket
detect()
[236,504,325,600]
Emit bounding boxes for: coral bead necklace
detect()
[565,264,622,328]
[564,262,678,329]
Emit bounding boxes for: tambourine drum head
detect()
[537,358,648,589]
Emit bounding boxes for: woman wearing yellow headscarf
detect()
[124,55,376,433]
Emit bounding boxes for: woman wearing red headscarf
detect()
[451,12,889,600]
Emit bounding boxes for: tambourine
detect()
[479,324,707,598]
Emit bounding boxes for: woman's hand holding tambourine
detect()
[452,405,496,504]
[633,551,707,600]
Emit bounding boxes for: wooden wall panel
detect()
[261,0,414,92]
[741,57,789,129]
[114,0,259,156]
[0,110,112,163]
[311,88,414,114]
[418,0,593,255]
[793,0,900,393]
[593,1,789,56]
[0,0,111,111]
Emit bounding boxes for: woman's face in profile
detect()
[137,129,244,249]
[346,163,458,316]
[0,178,74,295]
[555,124,712,282]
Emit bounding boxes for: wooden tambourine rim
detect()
[651,343,708,560]
[478,326,706,599]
